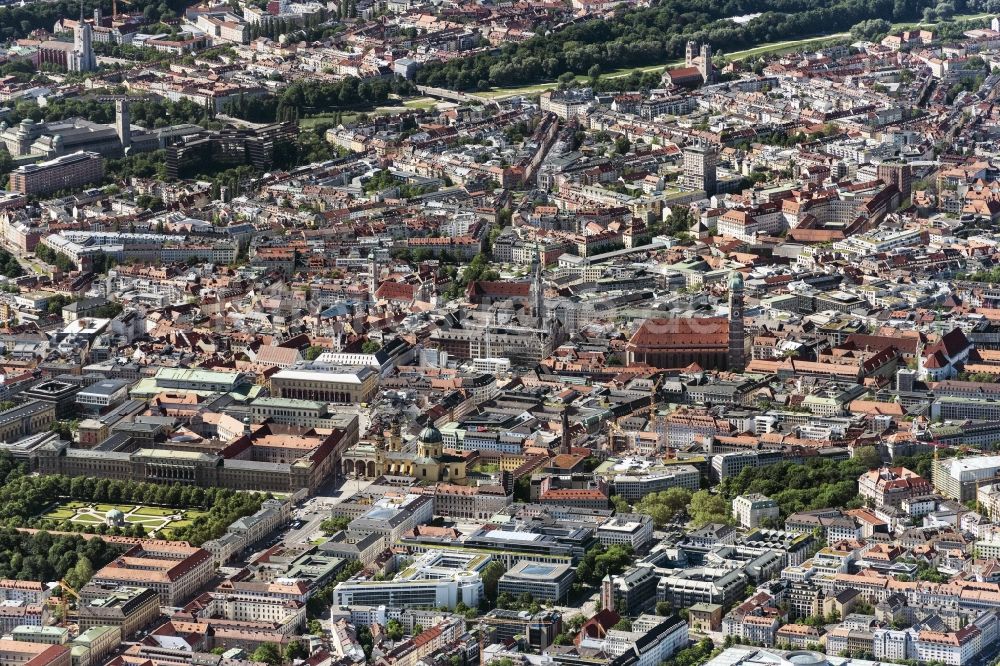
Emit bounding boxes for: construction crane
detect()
[647,373,668,454]
[607,417,624,453]
[57,579,80,627]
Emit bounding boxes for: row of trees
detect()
[222,77,417,125]
[0,60,35,84]
[662,638,718,666]
[576,543,633,585]
[248,641,307,666]
[106,149,169,183]
[272,127,340,170]
[716,446,883,518]
[0,0,193,41]
[496,591,545,614]
[154,490,266,546]
[850,18,893,40]
[34,244,76,272]
[414,0,942,91]
[0,528,120,585]
[631,488,732,528]
[0,0,101,41]
[0,250,24,280]
[320,515,350,534]
[94,42,175,63]
[8,97,216,133]
[441,253,500,301]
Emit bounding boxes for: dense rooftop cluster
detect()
[5,2,1000,666]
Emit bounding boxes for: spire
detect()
[727,270,745,373]
[560,408,570,455]
[80,0,85,23]
[368,250,378,302]
[533,240,545,322]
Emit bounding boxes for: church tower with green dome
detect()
[417,424,444,459]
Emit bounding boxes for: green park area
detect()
[480,12,995,100]
[42,501,207,538]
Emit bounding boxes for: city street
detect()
[284,477,375,546]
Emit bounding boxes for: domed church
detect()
[341,416,468,483]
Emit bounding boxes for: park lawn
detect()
[402,97,437,109]
[133,506,178,517]
[302,99,434,125]
[480,81,564,99]
[125,517,166,525]
[300,112,360,129]
[479,34,853,98]
[94,504,135,513]
[62,501,88,510]
[168,519,194,529]
[723,34,847,61]
[44,509,75,520]
[72,514,102,524]
[889,11,992,31]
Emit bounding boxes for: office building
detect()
[332,550,486,610]
[596,514,655,550]
[8,152,104,196]
[0,641,70,666]
[479,609,562,650]
[601,564,659,617]
[71,626,119,666]
[703,647,894,666]
[8,628,66,646]
[876,161,912,198]
[932,454,1000,502]
[683,144,717,195]
[657,566,748,608]
[0,582,49,606]
[858,467,933,509]
[75,380,129,415]
[174,589,305,639]
[498,562,575,603]
[586,615,689,666]
[201,498,291,566]
[89,543,213,606]
[610,463,701,502]
[733,494,780,529]
[318,532,387,567]
[0,606,46,633]
[399,526,578,569]
[347,494,434,544]
[248,397,342,428]
[165,123,297,179]
[77,586,159,639]
[0,402,56,444]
